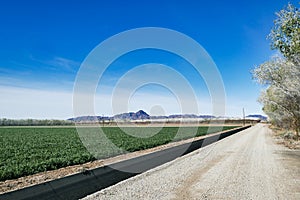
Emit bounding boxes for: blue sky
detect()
[0,0,298,119]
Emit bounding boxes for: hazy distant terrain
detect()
[68,110,267,123]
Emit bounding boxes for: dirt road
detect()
[83,124,300,200]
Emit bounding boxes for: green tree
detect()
[253,3,300,138]
[269,3,300,65]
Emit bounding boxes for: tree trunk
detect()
[294,118,300,140]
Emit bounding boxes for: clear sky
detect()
[0,0,298,119]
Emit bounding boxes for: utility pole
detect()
[102,114,105,127]
[243,108,245,126]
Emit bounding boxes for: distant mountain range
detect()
[114,110,150,120]
[68,110,267,122]
[68,110,215,122]
[246,114,268,121]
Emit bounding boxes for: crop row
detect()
[0,126,237,181]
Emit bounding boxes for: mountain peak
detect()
[114,110,150,120]
[136,110,148,115]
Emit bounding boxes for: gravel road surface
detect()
[83,124,300,200]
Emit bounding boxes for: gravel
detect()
[82,124,300,200]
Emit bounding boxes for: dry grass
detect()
[271,125,300,149]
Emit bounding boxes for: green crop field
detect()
[0,126,238,181]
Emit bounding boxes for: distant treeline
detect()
[0,118,74,126]
[0,118,262,126]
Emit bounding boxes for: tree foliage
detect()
[0,118,74,126]
[253,3,300,137]
[269,3,300,65]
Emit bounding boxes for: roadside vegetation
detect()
[0,118,74,126]
[0,126,237,181]
[252,3,300,139]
